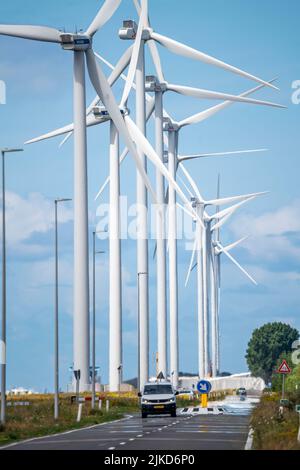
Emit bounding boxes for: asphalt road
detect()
[2,412,250,451]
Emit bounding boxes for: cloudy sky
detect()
[0,0,299,391]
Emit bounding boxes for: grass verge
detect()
[250,392,300,450]
[0,394,139,447]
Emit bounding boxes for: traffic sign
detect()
[197,380,212,394]
[277,360,291,374]
[74,369,81,380]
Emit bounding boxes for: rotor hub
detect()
[60,33,91,51]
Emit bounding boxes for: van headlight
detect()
[169,397,175,403]
[141,399,149,404]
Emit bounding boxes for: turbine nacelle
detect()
[163,117,179,132]
[92,106,128,121]
[118,20,151,41]
[60,33,92,51]
[145,75,168,93]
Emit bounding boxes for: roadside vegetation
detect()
[251,390,300,450]
[248,329,300,450]
[0,393,138,447]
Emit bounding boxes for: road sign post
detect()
[201,394,208,408]
[197,380,212,408]
[277,360,291,401]
[74,370,81,403]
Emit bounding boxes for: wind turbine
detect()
[94,71,279,388]
[93,10,282,385]
[24,66,215,396]
[3,0,207,392]
[93,63,276,387]
[118,0,285,390]
[182,173,261,378]
[209,175,259,377]
[0,0,127,391]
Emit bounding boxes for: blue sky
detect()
[0,0,300,391]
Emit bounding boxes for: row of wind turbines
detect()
[0,0,285,391]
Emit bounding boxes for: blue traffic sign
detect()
[197,380,212,394]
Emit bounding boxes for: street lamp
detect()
[54,198,72,420]
[1,147,23,426]
[91,230,106,409]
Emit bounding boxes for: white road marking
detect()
[245,428,254,450]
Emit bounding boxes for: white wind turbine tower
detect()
[120,0,283,389]
[94,71,280,388]
[25,64,211,394]
[182,174,261,378]
[5,0,204,392]
[209,177,259,377]
[0,0,128,391]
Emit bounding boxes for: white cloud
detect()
[4,191,73,247]
[229,199,300,262]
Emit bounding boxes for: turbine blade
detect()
[185,238,197,287]
[60,46,133,148]
[121,0,147,106]
[179,163,204,202]
[151,32,279,90]
[0,25,61,42]
[95,147,129,200]
[25,114,99,145]
[177,174,194,198]
[85,48,158,202]
[178,78,278,128]
[94,96,154,201]
[125,115,201,219]
[132,0,165,83]
[167,83,285,108]
[59,132,73,148]
[222,236,249,253]
[86,0,122,37]
[213,211,237,232]
[177,202,195,220]
[206,191,269,207]
[153,242,157,260]
[178,148,268,162]
[217,242,257,285]
[210,196,257,222]
[148,39,165,82]
[87,46,133,115]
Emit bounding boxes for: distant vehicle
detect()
[138,381,178,418]
[236,387,247,397]
[176,389,195,399]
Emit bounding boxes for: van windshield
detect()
[143,384,173,395]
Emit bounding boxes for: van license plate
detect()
[154,405,164,409]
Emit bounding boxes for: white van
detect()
[138,381,178,418]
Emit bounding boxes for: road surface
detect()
[2,412,250,451]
